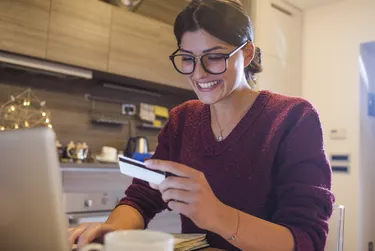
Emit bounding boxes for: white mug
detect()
[80,230,174,251]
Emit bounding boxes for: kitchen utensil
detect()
[124,136,149,157]
[66,141,89,163]
[96,146,117,163]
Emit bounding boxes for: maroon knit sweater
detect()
[119,90,335,251]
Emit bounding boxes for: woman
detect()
[69,0,334,250]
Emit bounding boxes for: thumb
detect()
[149,182,159,190]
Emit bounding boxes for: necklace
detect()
[212,106,233,141]
[212,92,253,142]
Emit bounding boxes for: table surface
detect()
[72,245,223,251]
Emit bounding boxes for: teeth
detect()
[198,80,220,89]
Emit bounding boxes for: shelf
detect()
[137,123,163,130]
[91,118,129,125]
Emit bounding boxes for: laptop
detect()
[0,127,70,251]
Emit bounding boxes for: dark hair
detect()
[174,0,263,82]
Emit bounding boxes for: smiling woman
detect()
[68,1,335,251]
[172,0,262,83]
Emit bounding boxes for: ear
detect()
[243,42,255,68]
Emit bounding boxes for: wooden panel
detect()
[0,0,50,58]
[136,0,187,25]
[109,8,190,90]
[0,68,191,155]
[47,0,111,71]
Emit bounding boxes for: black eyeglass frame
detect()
[169,41,249,75]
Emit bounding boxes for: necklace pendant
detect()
[217,135,223,141]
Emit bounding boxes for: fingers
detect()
[145,159,199,178]
[78,224,115,249]
[68,224,89,247]
[168,200,196,218]
[76,224,103,249]
[149,182,159,190]
[158,176,198,194]
[162,189,196,204]
[68,223,115,249]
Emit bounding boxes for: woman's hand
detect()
[68,223,116,249]
[145,159,227,231]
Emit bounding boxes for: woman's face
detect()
[180,29,250,104]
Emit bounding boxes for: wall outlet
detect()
[122,104,136,115]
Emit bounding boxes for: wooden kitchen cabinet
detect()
[135,0,187,26]
[0,0,50,58]
[109,8,190,90]
[47,0,111,71]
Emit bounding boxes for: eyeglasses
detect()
[169,41,248,75]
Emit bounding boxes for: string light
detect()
[8,106,15,113]
[0,89,52,131]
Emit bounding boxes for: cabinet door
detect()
[47,0,111,71]
[255,0,295,60]
[253,0,302,96]
[136,0,187,25]
[109,9,189,90]
[0,0,50,58]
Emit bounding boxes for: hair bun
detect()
[227,0,244,9]
[255,47,262,66]
[244,46,263,82]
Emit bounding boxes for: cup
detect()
[96,146,117,162]
[80,230,174,251]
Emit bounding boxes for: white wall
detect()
[302,0,375,250]
[251,0,303,96]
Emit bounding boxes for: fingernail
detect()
[144,159,154,167]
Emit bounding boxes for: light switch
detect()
[330,129,347,140]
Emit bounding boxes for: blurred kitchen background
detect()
[0,0,374,250]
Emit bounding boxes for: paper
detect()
[172,233,208,251]
[139,103,155,122]
[153,119,162,127]
[154,105,169,118]
[72,233,208,251]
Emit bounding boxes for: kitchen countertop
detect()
[60,162,120,172]
[71,246,222,251]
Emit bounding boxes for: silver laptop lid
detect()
[0,127,69,251]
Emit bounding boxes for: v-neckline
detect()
[200,90,271,155]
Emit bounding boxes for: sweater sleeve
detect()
[272,107,335,251]
[116,122,170,228]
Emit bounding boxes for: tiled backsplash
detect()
[0,68,195,155]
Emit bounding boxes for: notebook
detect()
[71,233,209,251]
[173,233,209,251]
